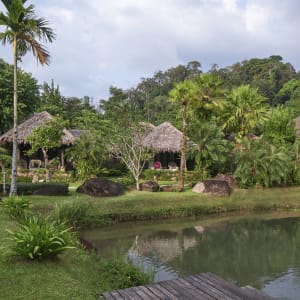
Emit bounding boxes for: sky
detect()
[1,0,300,104]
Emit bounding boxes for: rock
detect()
[140,181,160,192]
[192,179,231,196]
[192,182,205,193]
[213,174,235,187]
[77,178,124,197]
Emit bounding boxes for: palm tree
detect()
[0,146,11,194]
[223,85,269,142]
[169,80,197,190]
[0,0,55,196]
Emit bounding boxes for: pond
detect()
[80,213,300,299]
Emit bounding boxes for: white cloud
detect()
[0,0,300,103]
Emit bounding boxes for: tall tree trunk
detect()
[179,101,187,191]
[1,165,6,195]
[42,148,50,182]
[10,34,18,196]
[135,176,140,190]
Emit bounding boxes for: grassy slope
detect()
[1,186,300,299]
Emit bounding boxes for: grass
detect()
[1,185,300,299]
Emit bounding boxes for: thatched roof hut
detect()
[141,122,185,153]
[0,111,80,145]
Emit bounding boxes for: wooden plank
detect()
[102,272,274,300]
[194,274,243,300]
[103,290,124,300]
[149,282,178,299]
[131,286,154,300]
[176,278,215,300]
[242,286,273,299]
[185,275,238,300]
[139,285,164,299]
[200,273,272,300]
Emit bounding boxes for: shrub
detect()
[1,196,31,221]
[7,215,76,260]
[4,183,69,195]
[55,199,92,228]
[100,259,153,289]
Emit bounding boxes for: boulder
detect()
[77,178,124,197]
[192,179,231,196]
[140,181,160,192]
[213,174,235,187]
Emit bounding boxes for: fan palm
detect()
[0,0,55,195]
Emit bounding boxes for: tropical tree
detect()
[262,106,295,145]
[189,120,231,180]
[66,131,108,180]
[169,79,198,190]
[0,0,55,195]
[234,138,292,188]
[223,85,269,141]
[27,118,65,182]
[109,123,150,190]
[0,146,11,194]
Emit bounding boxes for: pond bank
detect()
[69,186,300,228]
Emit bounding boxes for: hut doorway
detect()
[154,152,180,169]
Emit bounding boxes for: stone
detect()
[140,181,160,192]
[192,179,231,196]
[77,178,124,197]
[192,182,205,193]
[213,173,235,187]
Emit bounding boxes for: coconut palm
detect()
[0,0,55,196]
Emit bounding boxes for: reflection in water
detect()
[81,216,300,299]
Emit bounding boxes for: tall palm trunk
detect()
[10,34,18,196]
[179,101,187,191]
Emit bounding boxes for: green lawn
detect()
[1,186,300,299]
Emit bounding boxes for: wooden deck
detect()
[102,272,273,300]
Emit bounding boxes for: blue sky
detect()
[1,0,300,104]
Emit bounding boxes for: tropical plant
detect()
[262,106,295,145]
[0,0,55,195]
[169,79,198,190]
[189,121,231,180]
[223,85,269,141]
[55,199,92,228]
[7,215,75,260]
[234,138,292,188]
[1,196,30,221]
[0,146,11,194]
[66,130,108,180]
[27,117,65,182]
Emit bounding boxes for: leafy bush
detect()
[142,169,179,181]
[7,215,75,260]
[112,176,136,188]
[55,199,92,228]
[100,259,153,289]
[1,196,31,221]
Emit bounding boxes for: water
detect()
[81,213,300,299]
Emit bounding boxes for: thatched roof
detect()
[0,111,82,145]
[141,122,185,153]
